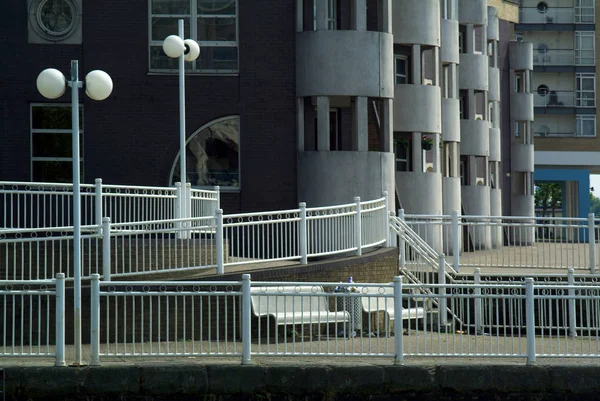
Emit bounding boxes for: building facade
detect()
[1,0,532,226]
[515,0,598,221]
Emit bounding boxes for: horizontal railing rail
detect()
[519,7,575,24]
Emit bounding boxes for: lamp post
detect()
[36,60,113,366]
[162,19,200,220]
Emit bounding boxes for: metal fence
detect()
[5,275,600,366]
[403,211,599,273]
[0,180,219,229]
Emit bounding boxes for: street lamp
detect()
[36,60,113,366]
[163,19,200,220]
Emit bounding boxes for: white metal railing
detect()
[534,91,575,108]
[0,194,389,281]
[533,50,575,66]
[0,180,219,229]
[0,275,65,366]
[0,225,101,281]
[403,211,598,274]
[84,275,600,365]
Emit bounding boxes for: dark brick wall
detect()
[0,0,297,214]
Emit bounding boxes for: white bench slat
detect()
[250,286,349,326]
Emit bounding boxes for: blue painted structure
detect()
[534,168,590,241]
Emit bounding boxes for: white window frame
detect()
[313,0,337,30]
[575,0,595,23]
[394,55,408,84]
[394,140,410,172]
[148,0,239,74]
[30,103,83,182]
[576,115,596,137]
[575,31,595,66]
[576,73,596,107]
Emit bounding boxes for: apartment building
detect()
[1,0,532,229]
[515,0,598,220]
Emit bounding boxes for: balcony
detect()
[532,49,595,67]
[534,131,594,138]
[519,7,594,24]
[534,90,595,108]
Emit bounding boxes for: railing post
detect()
[474,268,483,334]
[185,182,192,219]
[525,277,536,365]
[354,196,362,256]
[393,275,404,365]
[216,209,224,275]
[588,213,596,274]
[175,182,183,239]
[438,254,448,326]
[452,210,460,273]
[299,202,308,264]
[398,209,406,268]
[567,267,577,338]
[213,186,221,211]
[241,274,252,365]
[94,178,103,233]
[383,191,390,247]
[102,217,111,281]
[90,274,101,366]
[55,273,66,367]
[389,211,397,248]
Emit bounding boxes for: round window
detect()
[537,2,549,13]
[537,44,548,54]
[36,0,76,37]
[537,85,549,96]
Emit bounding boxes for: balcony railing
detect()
[534,131,595,138]
[519,7,594,24]
[520,7,574,24]
[532,49,594,66]
[534,91,575,107]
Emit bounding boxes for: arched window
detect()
[169,115,240,189]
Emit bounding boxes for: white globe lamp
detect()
[163,34,185,58]
[184,39,200,61]
[36,68,67,99]
[85,70,113,101]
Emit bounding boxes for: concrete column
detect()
[381,0,392,33]
[412,45,421,84]
[352,96,368,151]
[524,70,531,93]
[469,155,477,186]
[316,0,327,30]
[453,143,459,177]
[433,135,440,173]
[353,0,367,31]
[317,96,330,151]
[468,90,476,120]
[296,0,303,32]
[434,47,440,86]
[382,98,393,152]
[483,92,488,120]
[466,24,474,54]
[451,63,457,98]
[297,98,305,151]
[412,132,423,172]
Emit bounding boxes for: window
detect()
[575,31,595,66]
[149,0,238,73]
[536,2,548,13]
[28,0,82,44]
[458,31,464,53]
[576,73,595,107]
[170,115,240,189]
[394,138,410,172]
[394,55,408,84]
[576,115,596,137]
[575,0,595,23]
[30,104,83,183]
[312,0,337,30]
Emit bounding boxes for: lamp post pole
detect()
[70,60,83,366]
[178,19,187,192]
[37,60,112,366]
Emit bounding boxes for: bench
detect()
[360,285,427,335]
[250,286,350,330]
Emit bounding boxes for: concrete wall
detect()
[297,151,395,207]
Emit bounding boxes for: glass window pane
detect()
[152,0,190,15]
[150,46,180,70]
[32,133,76,157]
[197,17,236,41]
[199,47,238,70]
[32,161,74,183]
[197,0,236,15]
[172,117,240,188]
[151,17,190,40]
[31,106,80,129]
